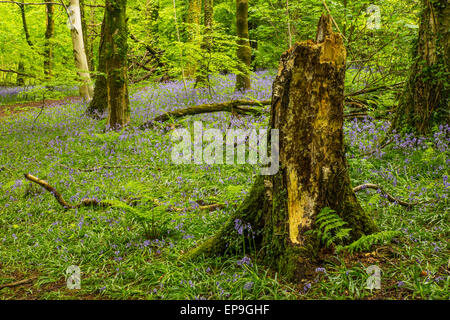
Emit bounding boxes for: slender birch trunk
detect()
[68,0,94,100]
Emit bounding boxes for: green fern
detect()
[107,199,171,239]
[306,207,351,248]
[338,230,401,254]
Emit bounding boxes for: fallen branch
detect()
[169,203,225,213]
[24,173,225,213]
[0,276,38,290]
[24,173,109,209]
[140,94,384,129]
[0,68,35,78]
[346,82,404,97]
[59,163,154,173]
[140,99,270,129]
[353,183,417,207]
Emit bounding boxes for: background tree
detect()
[394,0,449,134]
[235,0,251,91]
[104,0,130,129]
[185,0,201,77]
[44,0,54,79]
[80,0,94,72]
[68,0,94,100]
[17,0,33,86]
[86,12,107,117]
[195,0,213,87]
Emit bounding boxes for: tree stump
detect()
[183,14,377,281]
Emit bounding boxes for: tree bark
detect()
[185,0,201,77]
[17,0,32,86]
[79,0,93,72]
[44,0,54,79]
[235,0,251,91]
[68,0,94,100]
[86,11,107,117]
[195,0,213,87]
[395,0,449,134]
[104,0,130,129]
[19,0,33,48]
[184,15,377,281]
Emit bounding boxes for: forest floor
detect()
[0,71,448,300]
[0,96,81,119]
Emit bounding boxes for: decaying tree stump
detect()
[183,14,377,281]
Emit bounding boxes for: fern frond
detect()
[340,230,401,254]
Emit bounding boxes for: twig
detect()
[0,1,61,5]
[32,93,46,128]
[353,183,417,207]
[321,0,347,41]
[0,68,35,78]
[0,276,38,290]
[24,173,109,209]
[59,163,153,172]
[346,82,404,97]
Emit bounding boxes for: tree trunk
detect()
[44,0,54,79]
[17,0,32,86]
[80,0,93,72]
[145,0,160,43]
[68,0,94,100]
[86,11,107,117]
[19,0,33,48]
[104,0,130,129]
[17,62,25,86]
[235,0,251,91]
[395,0,449,134]
[185,0,201,77]
[195,0,213,87]
[184,15,377,281]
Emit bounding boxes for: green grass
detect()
[0,76,448,300]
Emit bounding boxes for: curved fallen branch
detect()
[24,173,224,212]
[353,183,417,207]
[140,99,270,129]
[24,173,109,209]
[0,276,38,290]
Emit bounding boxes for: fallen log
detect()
[140,99,270,129]
[24,173,108,209]
[140,94,390,129]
